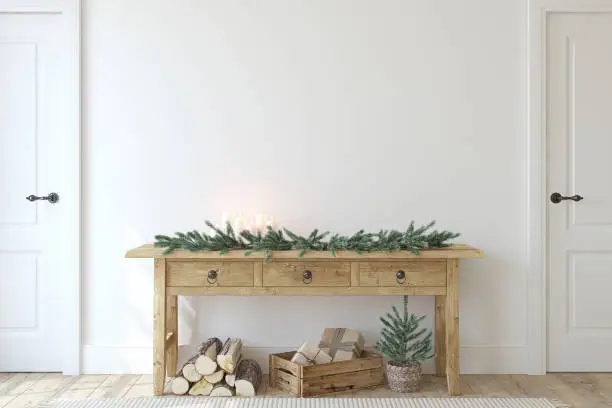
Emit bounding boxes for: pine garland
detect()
[154,220,459,263]
[375,296,434,365]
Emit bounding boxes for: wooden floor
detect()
[0,373,611,407]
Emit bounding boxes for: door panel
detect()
[0,43,37,224]
[0,254,38,328]
[548,12,612,371]
[570,19,612,227]
[569,252,612,329]
[0,10,74,372]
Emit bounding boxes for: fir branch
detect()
[153,220,460,263]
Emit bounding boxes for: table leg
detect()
[445,259,460,396]
[153,258,167,396]
[435,295,447,377]
[166,295,178,376]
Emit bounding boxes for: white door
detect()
[0,5,79,372]
[548,11,612,371]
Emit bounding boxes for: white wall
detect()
[82,0,528,374]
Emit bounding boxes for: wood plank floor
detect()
[0,373,611,408]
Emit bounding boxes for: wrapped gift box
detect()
[290,341,333,365]
[318,328,364,362]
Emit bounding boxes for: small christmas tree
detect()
[375,296,434,366]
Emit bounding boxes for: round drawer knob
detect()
[303,270,312,284]
[396,270,406,284]
[207,269,218,284]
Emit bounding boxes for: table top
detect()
[125,244,483,260]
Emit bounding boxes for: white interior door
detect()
[548,11,612,371]
[0,5,79,372]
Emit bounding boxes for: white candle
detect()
[233,216,243,233]
[266,216,278,229]
[221,212,234,228]
[255,214,265,232]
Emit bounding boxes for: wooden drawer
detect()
[167,261,254,287]
[263,261,350,287]
[359,261,446,287]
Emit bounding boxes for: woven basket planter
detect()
[386,361,422,393]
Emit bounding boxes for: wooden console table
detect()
[125,244,482,396]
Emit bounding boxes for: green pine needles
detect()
[375,296,434,366]
[154,220,459,263]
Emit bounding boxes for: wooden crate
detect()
[269,351,384,397]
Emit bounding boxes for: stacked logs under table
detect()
[125,244,483,396]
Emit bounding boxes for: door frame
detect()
[0,0,81,375]
[527,0,612,375]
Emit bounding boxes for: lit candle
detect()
[233,215,243,233]
[266,216,277,231]
[221,212,234,228]
[255,214,265,232]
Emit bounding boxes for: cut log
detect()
[217,338,243,374]
[209,383,235,397]
[234,359,262,397]
[181,356,202,383]
[225,373,236,387]
[179,338,222,382]
[204,369,225,384]
[169,376,190,395]
[188,378,213,396]
[195,337,223,376]
[226,358,248,389]
[223,355,241,379]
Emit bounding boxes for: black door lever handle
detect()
[26,193,59,204]
[550,192,583,204]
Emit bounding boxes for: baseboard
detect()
[81,344,529,375]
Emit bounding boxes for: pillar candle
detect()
[255,214,265,232]
[221,212,234,228]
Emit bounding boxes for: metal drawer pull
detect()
[396,270,406,284]
[302,270,312,284]
[207,269,218,284]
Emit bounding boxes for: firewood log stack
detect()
[169,337,262,397]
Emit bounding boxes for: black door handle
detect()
[550,192,583,204]
[26,193,59,204]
